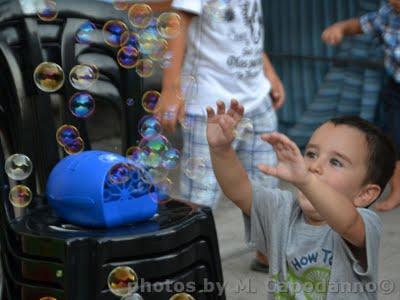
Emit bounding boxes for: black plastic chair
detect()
[0,1,225,299]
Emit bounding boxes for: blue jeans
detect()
[380,78,400,158]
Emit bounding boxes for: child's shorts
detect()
[179,97,279,208]
[380,78,400,159]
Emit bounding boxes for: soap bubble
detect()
[75,21,96,44]
[103,20,128,48]
[178,75,198,102]
[126,98,135,106]
[140,166,169,185]
[126,146,142,164]
[36,0,57,22]
[128,4,153,29]
[9,185,32,208]
[69,92,95,118]
[113,0,130,11]
[136,59,154,78]
[138,27,159,56]
[69,64,97,90]
[234,118,253,141]
[121,294,144,300]
[153,177,173,202]
[107,163,131,185]
[120,32,140,49]
[160,51,173,69]
[88,63,100,80]
[138,115,162,138]
[169,293,196,300]
[107,266,138,297]
[5,154,33,181]
[157,12,182,39]
[56,124,80,147]
[64,137,85,155]
[183,157,207,180]
[138,147,163,168]
[162,148,180,170]
[34,62,65,92]
[117,47,139,69]
[139,135,171,156]
[149,38,168,62]
[141,90,160,113]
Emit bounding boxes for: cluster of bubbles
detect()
[4,154,33,208]
[56,124,85,154]
[101,3,182,76]
[107,266,196,300]
[33,63,99,120]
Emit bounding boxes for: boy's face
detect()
[389,0,400,12]
[297,122,370,224]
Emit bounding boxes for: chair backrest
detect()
[0,0,149,220]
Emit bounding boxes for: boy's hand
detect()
[156,88,185,133]
[258,132,311,186]
[206,99,244,151]
[322,23,345,45]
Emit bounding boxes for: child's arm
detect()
[258,133,368,248]
[321,18,362,45]
[263,53,285,109]
[206,100,253,215]
[156,10,193,133]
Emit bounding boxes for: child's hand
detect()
[156,88,185,133]
[206,99,244,151]
[322,24,344,45]
[258,132,310,186]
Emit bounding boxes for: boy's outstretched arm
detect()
[322,18,362,45]
[258,133,369,248]
[207,100,253,215]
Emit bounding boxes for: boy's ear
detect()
[354,183,381,207]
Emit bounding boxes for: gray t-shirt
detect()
[244,183,382,299]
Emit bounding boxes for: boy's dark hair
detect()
[328,115,397,197]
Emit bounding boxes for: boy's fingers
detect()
[217,100,225,115]
[230,98,239,108]
[206,106,215,119]
[238,104,244,116]
[227,99,239,118]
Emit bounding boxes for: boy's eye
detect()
[330,158,343,167]
[305,151,316,159]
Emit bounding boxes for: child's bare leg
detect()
[375,161,400,211]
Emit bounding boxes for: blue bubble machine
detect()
[46,151,158,228]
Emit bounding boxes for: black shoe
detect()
[250,258,269,273]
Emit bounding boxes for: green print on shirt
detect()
[272,265,331,300]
